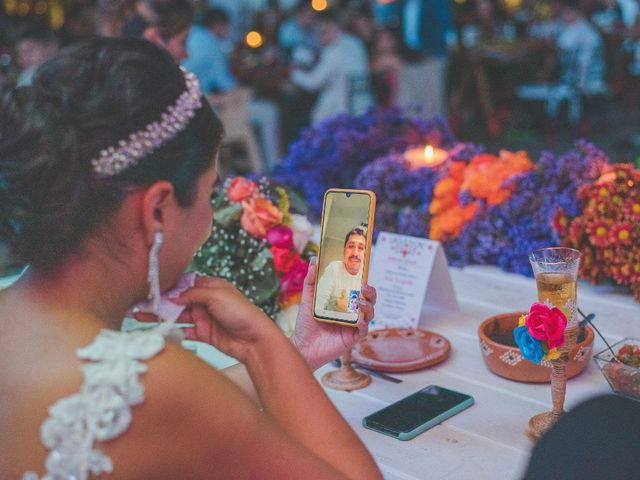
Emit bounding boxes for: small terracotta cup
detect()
[478,312,594,383]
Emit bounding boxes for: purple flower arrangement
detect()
[274,105,614,284]
[353,153,443,237]
[274,108,454,217]
[444,141,609,275]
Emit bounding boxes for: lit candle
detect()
[404,145,448,168]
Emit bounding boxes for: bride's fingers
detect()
[303,257,318,287]
[362,284,377,305]
[359,299,374,324]
[174,286,228,307]
[355,316,370,339]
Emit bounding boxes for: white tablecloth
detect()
[315,265,640,480]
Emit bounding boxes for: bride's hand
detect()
[172,276,278,363]
[291,258,377,371]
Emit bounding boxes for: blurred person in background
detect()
[141,0,194,62]
[344,3,377,51]
[185,7,282,169]
[396,0,453,119]
[290,10,372,124]
[370,27,404,107]
[556,0,607,97]
[278,1,320,67]
[16,28,59,87]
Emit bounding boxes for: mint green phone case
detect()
[362,386,474,441]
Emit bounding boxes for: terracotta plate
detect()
[351,328,451,373]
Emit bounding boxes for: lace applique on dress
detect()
[23,326,180,480]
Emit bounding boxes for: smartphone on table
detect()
[363,385,474,441]
[313,189,376,327]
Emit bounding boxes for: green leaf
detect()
[214,203,243,229]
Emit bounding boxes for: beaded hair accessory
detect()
[91,67,203,178]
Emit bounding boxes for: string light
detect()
[245,31,264,49]
[311,0,328,12]
[3,0,17,14]
[16,0,29,16]
[34,0,47,15]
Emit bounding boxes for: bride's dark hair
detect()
[0,37,223,271]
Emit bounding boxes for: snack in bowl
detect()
[594,338,640,400]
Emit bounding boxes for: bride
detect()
[0,38,381,480]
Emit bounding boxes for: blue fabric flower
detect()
[514,326,544,364]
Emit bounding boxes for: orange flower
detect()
[241,197,284,238]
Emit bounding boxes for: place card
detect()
[368,232,458,330]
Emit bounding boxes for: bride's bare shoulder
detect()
[99,341,267,479]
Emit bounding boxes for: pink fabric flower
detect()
[227,176,258,202]
[240,197,284,238]
[525,302,567,349]
[267,225,294,250]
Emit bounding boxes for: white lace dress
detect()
[22,324,180,480]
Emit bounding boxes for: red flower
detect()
[525,302,567,350]
[266,225,294,249]
[588,219,610,247]
[612,263,632,284]
[568,217,586,244]
[280,257,308,299]
[609,223,633,245]
[227,177,258,202]
[552,208,570,236]
[623,201,640,220]
[270,246,299,274]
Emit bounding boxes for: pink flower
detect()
[240,198,284,238]
[280,257,308,299]
[270,246,299,274]
[227,176,258,202]
[267,225,294,250]
[525,302,567,349]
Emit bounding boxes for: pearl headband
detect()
[91,67,203,178]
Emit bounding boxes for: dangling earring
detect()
[147,231,164,317]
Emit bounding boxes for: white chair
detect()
[515,49,583,125]
[207,87,264,172]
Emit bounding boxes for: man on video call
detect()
[316,227,366,313]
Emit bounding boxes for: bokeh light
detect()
[246,31,264,49]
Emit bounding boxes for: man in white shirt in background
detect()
[184,7,282,169]
[290,11,372,124]
[316,228,366,314]
[556,0,607,97]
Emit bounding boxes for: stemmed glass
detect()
[321,348,371,391]
[526,247,581,441]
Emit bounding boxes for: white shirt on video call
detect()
[316,260,362,314]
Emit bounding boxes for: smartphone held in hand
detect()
[363,385,474,441]
[313,189,376,326]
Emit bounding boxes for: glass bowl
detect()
[594,338,640,401]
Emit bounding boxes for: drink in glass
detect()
[529,248,581,323]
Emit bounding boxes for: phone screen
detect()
[364,386,473,434]
[313,190,375,324]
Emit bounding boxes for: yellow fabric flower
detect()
[545,348,561,361]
